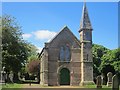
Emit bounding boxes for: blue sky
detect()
[2,2,118,52]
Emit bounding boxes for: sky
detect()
[1,0,120,2]
[2,2,118,52]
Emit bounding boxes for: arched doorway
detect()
[60,68,70,85]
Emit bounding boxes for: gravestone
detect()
[22,77,25,81]
[35,77,38,82]
[101,75,104,85]
[107,72,113,87]
[0,68,7,85]
[96,75,102,88]
[9,71,14,83]
[0,71,5,84]
[18,72,21,80]
[101,73,106,85]
[112,74,119,90]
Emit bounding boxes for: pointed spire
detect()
[79,1,92,32]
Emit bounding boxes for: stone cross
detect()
[112,74,119,90]
[107,72,113,87]
[96,75,102,88]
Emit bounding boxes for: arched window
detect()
[65,46,70,61]
[59,45,70,62]
[60,46,64,61]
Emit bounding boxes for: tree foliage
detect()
[93,44,120,77]
[1,15,38,74]
[27,56,40,74]
[92,44,109,76]
[101,48,120,73]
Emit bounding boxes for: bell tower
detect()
[79,2,94,86]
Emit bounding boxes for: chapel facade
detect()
[38,2,94,86]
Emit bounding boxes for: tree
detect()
[26,56,40,83]
[92,44,109,77]
[100,48,120,73]
[26,54,40,74]
[27,44,38,57]
[1,15,31,81]
[99,48,120,84]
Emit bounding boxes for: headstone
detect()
[101,73,106,85]
[96,75,102,88]
[22,77,25,81]
[9,71,14,83]
[35,77,38,81]
[1,71,7,85]
[107,72,113,87]
[18,72,21,80]
[112,74,119,90]
[101,75,104,85]
[0,71,5,84]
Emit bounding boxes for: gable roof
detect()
[48,26,80,46]
[38,26,80,58]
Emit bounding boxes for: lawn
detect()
[1,83,120,90]
[2,83,23,88]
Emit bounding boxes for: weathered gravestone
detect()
[0,71,5,84]
[0,67,7,85]
[112,74,119,90]
[96,75,102,88]
[9,71,14,83]
[107,72,113,87]
[22,77,25,81]
[18,72,21,81]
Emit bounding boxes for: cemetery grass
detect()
[2,83,23,88]
[1,84,120,89]
[0,84,111,88]
[84,85,111,89]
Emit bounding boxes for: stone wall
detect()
[40,27,82,86]
[48,46,81,86]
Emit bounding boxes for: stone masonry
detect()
[38,2,94,86]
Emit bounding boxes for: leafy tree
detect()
[27,44,38,57]
[27,59,40,74]
[1,15,31,80]
[101,48,120,73]
[92,44,109,77]
[26,55,40,82]
[99,48,120,84]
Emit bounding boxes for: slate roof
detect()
[79,2,92,31]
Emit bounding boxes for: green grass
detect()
[1,83,120,90]
[2,83,23,88]
[84,85,112,90]
[84,85,111,88]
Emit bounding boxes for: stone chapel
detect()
[38,2,94,86]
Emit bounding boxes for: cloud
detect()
[33,30,57,41]
[36,46,43,53]
[22,34,32,39]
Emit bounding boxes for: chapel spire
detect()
[79,1,94,86]
[79,1,92,31]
